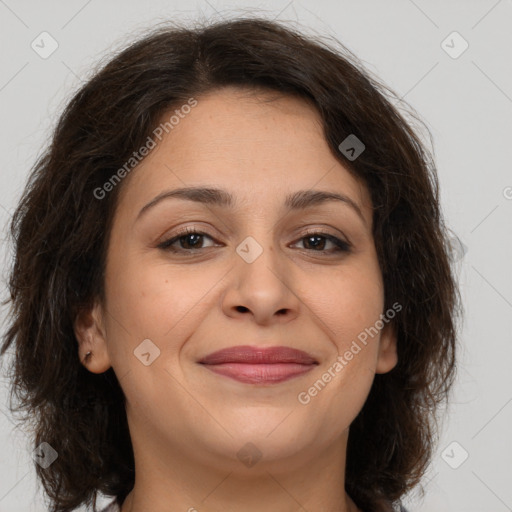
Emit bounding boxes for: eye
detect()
[157,226,218,252]
[291,230,351,254]
[157,227,351,255]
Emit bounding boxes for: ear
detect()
[375,321,398,374]
[74,300,112,374]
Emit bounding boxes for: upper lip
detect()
[199,345,318,365]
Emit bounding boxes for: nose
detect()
[221,236,301,326]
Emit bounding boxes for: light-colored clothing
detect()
[100,500,121,512]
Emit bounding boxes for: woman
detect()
[1,17,460,512]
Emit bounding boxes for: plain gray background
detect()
[0,1,511,511]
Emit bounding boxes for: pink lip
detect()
[198,345,318,384]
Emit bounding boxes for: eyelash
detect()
[157,226,351,255]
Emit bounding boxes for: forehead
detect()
[117,87,372,223]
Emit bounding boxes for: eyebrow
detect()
[137,186,366,225]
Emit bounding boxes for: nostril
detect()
[236,306,249,313]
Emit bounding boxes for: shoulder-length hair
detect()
[1,16,460,512]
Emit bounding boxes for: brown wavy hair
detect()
[0,16,460,512]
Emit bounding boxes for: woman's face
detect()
[78,86,397,476]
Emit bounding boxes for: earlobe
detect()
[375,322,398,374]
[74,301,112,374]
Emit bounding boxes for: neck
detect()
[120,430,362,512]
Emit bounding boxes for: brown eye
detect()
[157,228,351,255]
[157,228,218,252]
[292,231,351,254]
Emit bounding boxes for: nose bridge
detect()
[235,230,283,279]
[232,201,284,263]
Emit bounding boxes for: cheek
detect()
[311,259,384,405]
[318,262,384,346]
[305,274,384,426]
[104,255,220,350]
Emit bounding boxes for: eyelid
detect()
[156,225,216,249]
[295,229,352,253]
[157,224,349,244]
[155,223,218,245]
[301,227,351,245]
[157,224,352,254]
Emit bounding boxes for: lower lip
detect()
[201,362,316,384]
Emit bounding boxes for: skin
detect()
[75,86,398,512]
